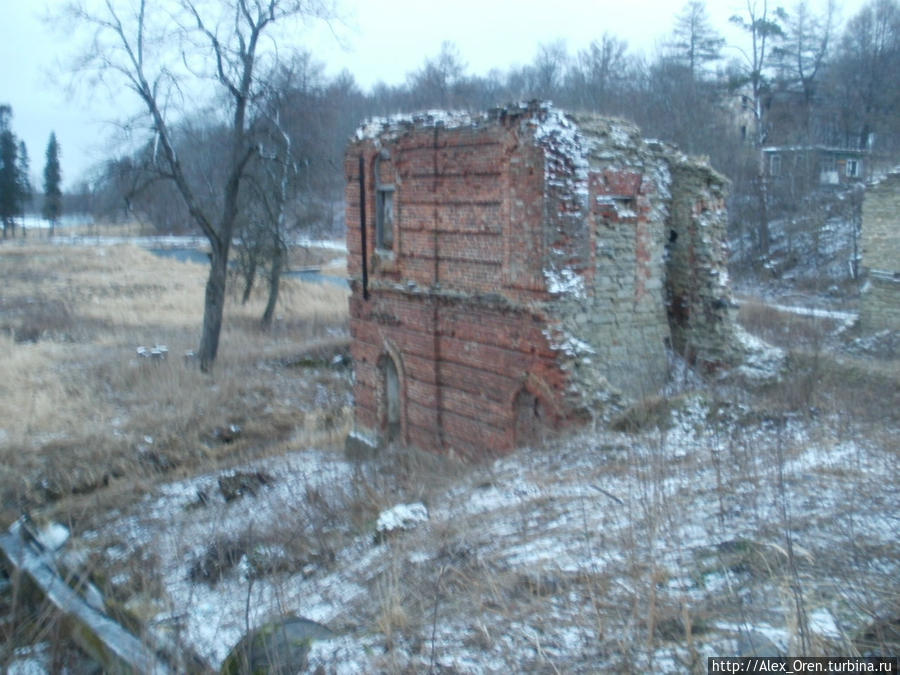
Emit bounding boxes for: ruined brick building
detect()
[346,102,739,459]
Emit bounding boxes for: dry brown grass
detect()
[736,296,899,419]
[737,299,840,351]
[0,242,350,525]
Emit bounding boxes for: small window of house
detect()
[769,154,782,177]
[376,186,395,250]
[845,159,860,178]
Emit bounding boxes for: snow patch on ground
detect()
[75,361,897,671]
[733,325,786,381]
[376,502,429,535]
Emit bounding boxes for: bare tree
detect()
[406,41,468,109]
[669,0,726,81]
[239,63,304,327]
[730,0,787,255]
[829,0,900,151]
[568,34,630,112]
[66,0,334,371]
[774,0,835,137]
[530,40,569,100]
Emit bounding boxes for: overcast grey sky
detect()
[1,0,865,189]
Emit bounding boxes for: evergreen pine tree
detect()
[0,105,20,239]
[42,132,62,235]
[17,141,32,236]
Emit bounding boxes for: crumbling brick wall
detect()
[346,103,739,458]
[860,170,900,332]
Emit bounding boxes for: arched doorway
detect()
[513,388,547,447]
[379,354,401,443]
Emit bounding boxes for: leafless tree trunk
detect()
[241,257,257,304]
[731,0,786,257]
[261,239,284,328]
[66,0,333,371]
[257,112,293,330]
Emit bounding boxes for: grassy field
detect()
[2,240,898,672]
[0,241,351,527]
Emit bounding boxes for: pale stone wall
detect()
[542,115,673,408]
[860,171,900,332]
[860,277,900,332]
[664,158,736,369]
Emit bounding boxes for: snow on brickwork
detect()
[346,102,747,457]
[354,109,479,142]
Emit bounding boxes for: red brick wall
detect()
[346,118,574,456]
[349,286,567,457]
[347,122,549,300]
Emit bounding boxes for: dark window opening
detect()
[514,389,546,447]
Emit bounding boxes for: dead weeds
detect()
[0,242,351,527]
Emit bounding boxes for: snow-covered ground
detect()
[6,207,894,671]
[4,215,348,253]
[729,187,863,298]
[70,376,897,672]
[7,232,347,252]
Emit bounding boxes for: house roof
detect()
[761,145,868,156]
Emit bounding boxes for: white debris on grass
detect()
[375,502,429,536]
[732,325,786,381]
[33,521,70,551]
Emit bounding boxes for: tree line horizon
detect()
[1,0,896,371]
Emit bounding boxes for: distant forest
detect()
[75,0,898,243]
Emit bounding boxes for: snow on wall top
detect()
[353,101,559,143]
[354,108,482,142]
[867,165,900,187]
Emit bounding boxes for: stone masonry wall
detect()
[860,171,900,332]
[665,158,736,369]
[535,114,673,407]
